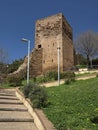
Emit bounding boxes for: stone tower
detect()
[34,13,74,74]
[12,13,74,77]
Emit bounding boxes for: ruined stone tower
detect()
[34,13,74,74]
[13,13,74,77]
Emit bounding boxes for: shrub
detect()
[36,76,49,83]
[64,71,75,84]
[7,75,23,87]
[65,79,71,84]
[45,71,58,80]
[76,64,87,68]
[33,77,36,82]
[22,84,48,108]
[22,84,34,98]
[29,85,48,108]
[96,73,98,77]
[34,71,58,84]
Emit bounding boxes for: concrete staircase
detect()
[0,89,38,130]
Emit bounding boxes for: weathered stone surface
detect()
[35,13,74,73]
[12,13,74,77]
[30,48,43,77]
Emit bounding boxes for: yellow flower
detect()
[95,108,98,111]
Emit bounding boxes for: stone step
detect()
[0,122,38,130]
[0,111,33,120]
[0,103,27,110]
[0,93,15,97]
[0,108,28,111]
[0,118,34,122]
[0,96,19,100]
[0,101,23,105]
[0,89,15,95]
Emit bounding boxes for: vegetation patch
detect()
[90,108,98,124]
[43,77,98,130]
[7,75,23,87]
[22,71,75,85]
[21,84,48,108]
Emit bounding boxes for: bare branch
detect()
[74,30,98,67]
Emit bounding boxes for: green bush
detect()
[36,76,49,83]
[64,79,71,84]
[76,64,87,68]
[96,73,98,77]
[33,71,58,84]
[22,84,48,108]
[45,71,58,80]
[64,71,75,84]
[29,85,48,108]
[7,75,23,87]
[22,84,34,98]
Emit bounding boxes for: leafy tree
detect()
[0,62,8,74]
[74,31,98,68]
[7,58,24,73]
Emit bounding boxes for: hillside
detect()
[43,77,98,130]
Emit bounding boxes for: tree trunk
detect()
[87,55,90,69]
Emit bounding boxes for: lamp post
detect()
[57,46,60,86]
[21,38,30,85]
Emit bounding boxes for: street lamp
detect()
[57,46,60,86]
[21,38,30,85]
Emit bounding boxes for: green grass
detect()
[0,83,13,88]
[43,77,98,130]
[75,71,97,77]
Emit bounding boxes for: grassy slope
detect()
[43,77,98,130]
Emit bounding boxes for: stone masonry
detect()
[13,13,74,77]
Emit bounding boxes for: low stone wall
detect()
[16,88,56,130]
[75,68,88,74]
[79,68,88,72]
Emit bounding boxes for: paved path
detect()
[41,73,97,87]
[0,89,38,130]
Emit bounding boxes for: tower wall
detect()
[35,13,74,73]
[62,15,74,70]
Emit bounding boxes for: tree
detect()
[75,54,87,65]
[0,48,9,75]
[7,58,24,73]
[0,48,8,63]
[74,31,98,68]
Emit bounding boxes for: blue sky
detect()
[0,0,98,63]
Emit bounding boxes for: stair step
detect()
[0,93,15,97]
[0,122,38,130]
[0,101,23,105]
[0,111,33,121]
[0,118,34,122]
[0,97,18,100]
[0,108,28,111]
